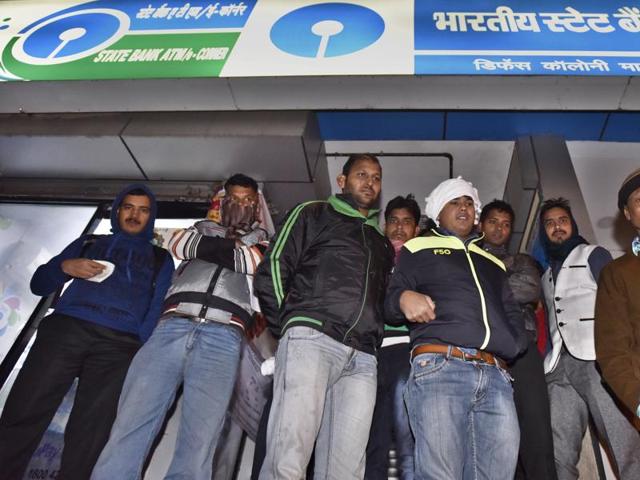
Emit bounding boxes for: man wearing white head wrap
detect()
[384,176,527,480]
[424,176,481,227]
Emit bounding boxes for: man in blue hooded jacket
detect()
[0,184,174,480]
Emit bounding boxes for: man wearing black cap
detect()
[596,168,640,418]
[539,197,640,480]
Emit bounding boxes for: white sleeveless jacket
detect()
[542,244,598,374]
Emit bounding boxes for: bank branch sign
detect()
[0,0,639,81]
[416,0,640,76]
[0,0,256,80]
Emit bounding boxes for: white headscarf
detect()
[424,176,481,226]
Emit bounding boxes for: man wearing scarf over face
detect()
[93,174,274,480]
[539,197,640,480]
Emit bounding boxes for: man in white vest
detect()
[540,197,640,480]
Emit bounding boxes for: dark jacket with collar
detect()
[254,194,394,355]
[385,229,527,360]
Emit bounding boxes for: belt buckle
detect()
[197,316,207,324]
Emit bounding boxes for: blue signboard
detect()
[415,0,640,75]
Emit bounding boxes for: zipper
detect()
[465,237,491,349]
[432,230,491,349]
[343,222,371,342]
[198,264,224,319]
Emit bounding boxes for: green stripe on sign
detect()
[2,32,239,81]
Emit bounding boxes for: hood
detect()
[538,210,587,262]
[110,183,158,241]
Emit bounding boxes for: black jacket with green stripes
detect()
[254,194,394,355]
[384,229,527,361]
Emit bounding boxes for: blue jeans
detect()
[406,351,519,480]
[92,317,242,480]
[259,326,378,480]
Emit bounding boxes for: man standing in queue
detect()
[539,197,640,479]
[93,174,273,480]
[595,168,640,419]
[365,195,420,480]
[479,199,557,480]
[255,154,394,480]
[0,184,174,480]
[385,177,527,480]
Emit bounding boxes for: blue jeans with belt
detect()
[92,317,242,480]
[405,349,520,480]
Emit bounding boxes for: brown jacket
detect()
[595,252,640,415]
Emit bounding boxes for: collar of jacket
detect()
[481,242,508,260]
[432,227,482,246]
[328,194,383,235]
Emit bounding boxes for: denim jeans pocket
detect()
[286,325,325,341]
[497,365,515,383]
[412,353,448,383]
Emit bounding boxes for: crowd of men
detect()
[0,155,639,480]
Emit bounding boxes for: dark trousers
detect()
[365,342,414,480]
[0,314,140,480]
[511,340,558,480]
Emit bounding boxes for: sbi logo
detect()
[270,3,385,58]
[12,8,129,65]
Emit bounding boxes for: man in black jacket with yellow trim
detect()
[254,154,393,480]
[385,176,527,480]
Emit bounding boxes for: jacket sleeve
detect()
[253,204,312,336]
[501,277,529,356]
[167,228,267,274]
[30,235,88,296]
[595,263,640,415]
[588,246,613,282]
[384,247,416,326]
[138,255,175,342]
[507,254,541,306]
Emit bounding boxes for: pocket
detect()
[286,325,325,341]
[412,353,448,383]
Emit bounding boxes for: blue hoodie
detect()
[30,184,174,342]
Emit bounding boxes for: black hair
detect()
[480,199,515,224]
[384,194,421,225]
[539,197,572,221]
[225,173,259,193]
[341,154,381,176]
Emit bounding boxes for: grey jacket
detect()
[162,220,255,330]
[483,243,541,338]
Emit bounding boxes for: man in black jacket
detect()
[254,154,393,480]
[385,177,527,480]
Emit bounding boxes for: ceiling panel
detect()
[127,136,311,182]
[123,111,318,182]
[447,112,608,141]
[0,136,143,179]
[317,112,444,140]
[603,113,640,141]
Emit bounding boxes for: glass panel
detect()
[0,203,96,364]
